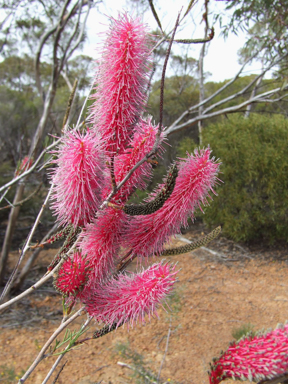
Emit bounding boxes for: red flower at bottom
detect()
[54,252,91,297]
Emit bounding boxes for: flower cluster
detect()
[49,13,220,329]
[209,323,288,384]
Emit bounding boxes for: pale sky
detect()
[83,0,266,83]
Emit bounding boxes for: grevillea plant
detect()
[2,8,287,384]
[48,13,222,328]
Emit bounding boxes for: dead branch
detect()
[148,0,163,33]
[166,52,288,135]
[167,51,261,131]
[0,183,42,211]
[166,84,288,135]
[18,307,85,383]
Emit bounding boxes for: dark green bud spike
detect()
[92,322,123,339]
[46,225,71,244]
[160,226,221,256]
[47,226,82,271]
[124,163,178,216]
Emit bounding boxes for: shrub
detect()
[231,323,256,341]
[201,114,288,243]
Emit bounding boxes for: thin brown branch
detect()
[183,0,196,18]
[35,25,58,98]
[58,0,83,74]
[109,156,117,192]
[0,183,42,211]
[158,12,180,135]
[148,0,163,32]
[52,0,75,88]
[52,360,68,384]
[66,0,92,60]
[198,0,209,145]
[62,79,78,131]
[166,86,288,135]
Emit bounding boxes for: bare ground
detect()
[1,224,288,384]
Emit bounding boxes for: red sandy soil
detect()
[0,225,288,384]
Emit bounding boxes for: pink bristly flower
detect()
[16,156,33,176]
[124,148,221,257]
[101,118,165,203]
[83,262,178,328]
[53,251,91,297]
[209,323,288,384]
[91,14,152,154]
[50,130,104,227]
[78,207,127,285]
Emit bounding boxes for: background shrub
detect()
[198,114,288,243]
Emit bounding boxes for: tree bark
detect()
[0,182,25,284]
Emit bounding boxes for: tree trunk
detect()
[0,182,25,284]
[244,74,263,118]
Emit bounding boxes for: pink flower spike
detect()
[209,323,288,384]
[78,207,127,284]
[101,118,165,203]
[91,14,152,154]
[53,251,91,297]
[124,148,221,257]
[84,262,178,328]
[50,130,104,227]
